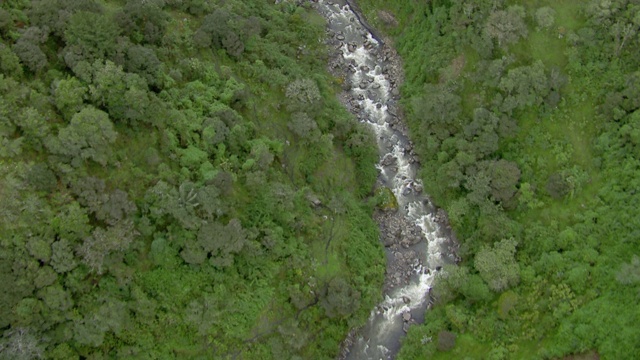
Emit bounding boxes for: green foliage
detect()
[475,239,520,292]
[0,0,383,358]
[0,44,23,77]
[0,9,13,38]
[116,0,170,45]
[88,60,156,125]
[288,112,319,140]
[28,0,103,39]
[535,7,556,30]
[53,77,86,119]
[194,9,249,57]
[124,45,162,86]
[12,26,48,73]
[320,277,361,318]
[484,6,528,48]
[498,60,550,114]
[357,0,640,357]
[374,186,398,211]
[437,330,457,352]
[46,106,118,166]
[63,11,120,67]
[285,78,322,112]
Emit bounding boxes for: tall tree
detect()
[12,27,48,73]
[63,11,120,68]
[46,106,117,166]
[484,6,528,47]
[474,238,520,292]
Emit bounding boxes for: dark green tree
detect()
[46,106,117,166]
[76,220,136,274]
[12,27,48,73]
[546,172,570,199]
[70,177,108,216]
[0,44,23,77]
[38,284,73,312]
[50,239,78,274]
[28,0,103,38]
[197,218,247,268]
[201,117,229,150]
[125,45,162,87]
[288,112,319,140]
[14,107,50,149]
[0,8,13,38]
[95,189,137,226]
[116,0,170,45]
[412,84,462,142]
[63,11,120,68]
[486,159,521,204]
[88,60,153,124]
[194,9,247,57]
[221,31,245,58]
[52,77,87,120]
[320,277,361,318]
[498,61,550,113]
[436,330,457,352]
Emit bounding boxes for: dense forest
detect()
[356,0,640,359]
[0,0,388,358]
[3,0,640,358]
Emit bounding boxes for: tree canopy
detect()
[0,0,384,358]
[356,0,640,358]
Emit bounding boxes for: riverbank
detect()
[315,1,459,358]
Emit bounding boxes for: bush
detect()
[546,172,570,199]
[436,330,457,352]
[535,7,556,30]
[285,78,321,112]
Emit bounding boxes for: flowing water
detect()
[316,1,458,359]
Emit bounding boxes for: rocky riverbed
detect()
[314,1,460,359]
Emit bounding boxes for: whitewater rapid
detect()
[317,1,458,359]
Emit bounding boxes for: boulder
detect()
[402,312,411,322]
[306,193,322,207]
[381,154,397,166]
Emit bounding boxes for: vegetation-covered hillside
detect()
[357,0,640,358]
[0,0,386,358]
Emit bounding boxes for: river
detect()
[314,1,459,359]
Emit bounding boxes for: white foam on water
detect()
[343,46,370,63]
[321,2,454,359]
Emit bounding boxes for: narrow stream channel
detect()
[316,1,459,359]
